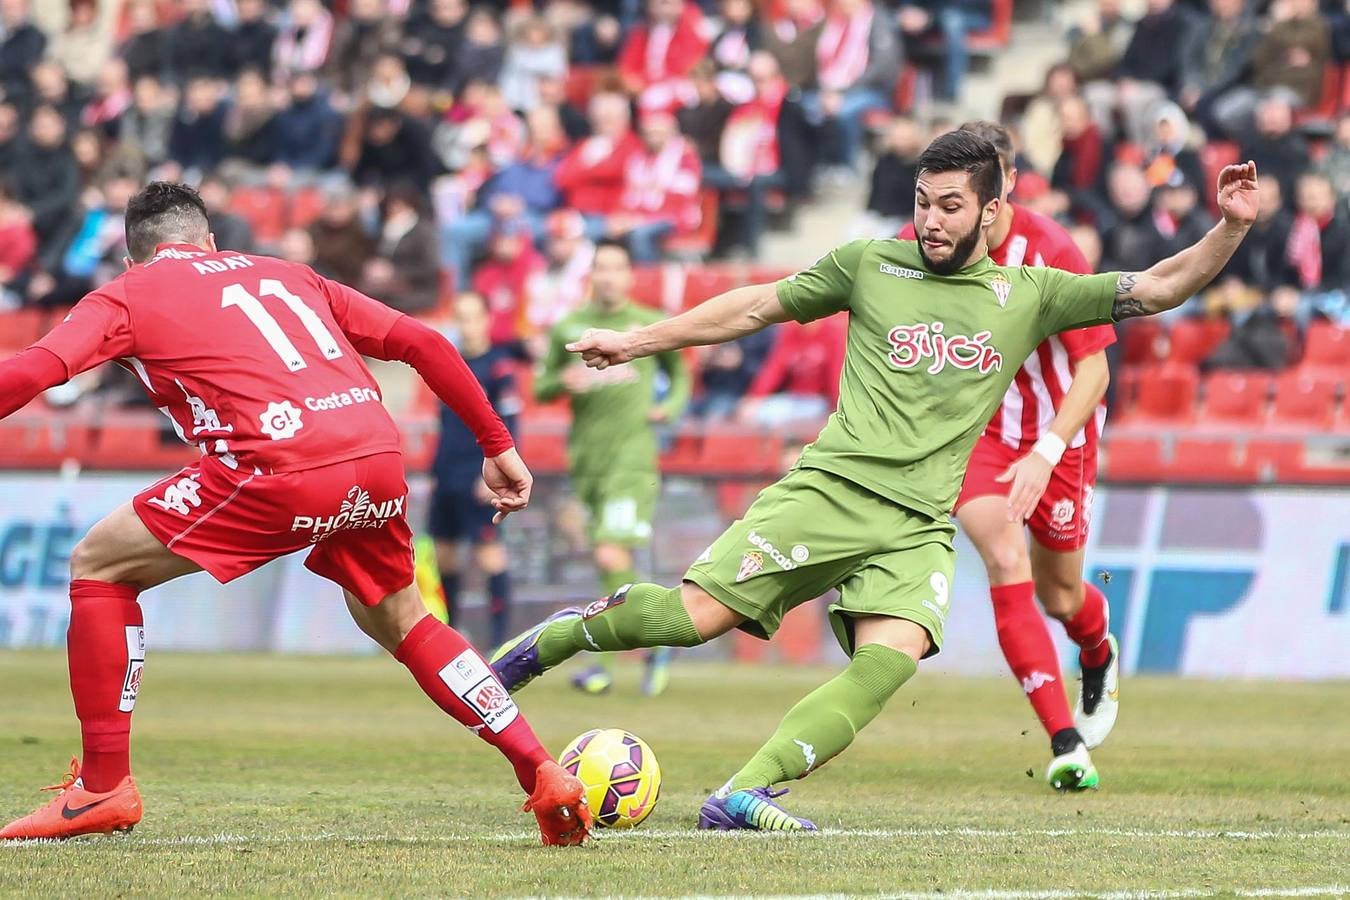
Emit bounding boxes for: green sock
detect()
[535,583,703,669]
[591,569,638,672]
[728,644,917,791]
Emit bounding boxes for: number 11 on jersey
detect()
[221,279,343,372]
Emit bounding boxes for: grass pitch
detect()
[0,650,1345,898]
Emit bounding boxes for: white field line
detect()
[665,891,1348,900]
[3,825,1348,848]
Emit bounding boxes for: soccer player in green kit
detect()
[533,239,690,696]
[495,131,1261,828]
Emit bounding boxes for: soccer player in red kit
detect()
[0,183,591,844]
[903,122,1120,789]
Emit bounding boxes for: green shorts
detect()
[684,466,956,658]
[571,464,659,547]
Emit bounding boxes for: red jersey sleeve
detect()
[1042,230,1117,360]
[33,286,135,379]
[318,275,406,357]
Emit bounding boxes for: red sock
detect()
[991,582,1074,738]
[394,615,550,793]
[1065,582,1111,669]
[67,580,144,793]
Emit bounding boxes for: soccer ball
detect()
[558,728,661,828]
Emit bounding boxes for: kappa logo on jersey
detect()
[879,263,925,280]
[1021,670,1057,695]
[259,400,304,441]
[146,473,204,516]
[1051,498,1075,528]
[885,322,1003,375]
[305,386,381,412]
[989,272,1013,308]
[291,484,407,542]
[177,380,233,436]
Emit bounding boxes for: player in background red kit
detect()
[0,183,591,844]
[903,122,1121,789]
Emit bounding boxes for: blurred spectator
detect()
[555,91,642,221]
[500,16,569,112]
[352,107,439,191]
[120,0,171,83]
[473,219,546,344]
[1224,177,1292,291]
[1284,171,1350,321]
[278,226,327,274]
[52,173,140,298]
[678,61,733,165]
[453,8,507,94]
[118,75,176,170]
[1099,162,1161,272]
[1083,0,1197,144]
[360,51,413,111]
[608,111,702,262]
[1239,93,1310,203]
[806,0,899,172]
[1201,277,1296,370]
[566,0,623,65]
[230,0,279,79]
[82,60,133,140]
[443,105,566,288]
[272,0,334,82]
[739,315,847,427]
[403,0,467,88]
[220,69,280,175]
[763,0,824,89]
[1214,0,1331,134]
[1021,63,1079,177]
[31,60,87,132]
[1066,0,1132,84]
[49,0,112,87]
[1151,178,1211,263]
[168,0,232,84]
[1052,94,1108,208]
[523,209,594,341]
[709,0,762,87]
[1144,102,1204,190]
[859,114,922,236]
[1318,112,1350,202]
[70,128,107,189]
[198,174,256,253]
[1179,0,1257,137]
[537,73,590,140]
[1068,223,1103,271]
[705,52,789,255]
[433,80,526,173]
[618,0,710,112]
[0,181,37,307]
[0,0,47,97]
[13,105,80,249]
[325,0,403,99]
[690,328,774,419]
[275,71,344,176]
[360,184,441,314]
[309,180,375,285]
[897,0,992,102]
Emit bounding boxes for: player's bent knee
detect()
[679,582,743,642]
[1036,579,1083,620]
[594,543,632,574]
[853,615,931,661]
[349,583,424,653]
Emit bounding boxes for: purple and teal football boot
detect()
[697,786,818,832]
[489,607,582,693]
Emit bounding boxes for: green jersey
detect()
[536,301,691,475]
[776,238,1117,519]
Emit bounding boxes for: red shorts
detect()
[955,433,1098,551]
[134,452,414,605]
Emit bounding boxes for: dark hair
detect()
[917,129,1004,208]
[958,120,1015,173]
[124,181,210,262]
[593,238,631,261]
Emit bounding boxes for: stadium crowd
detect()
[0,0,1347,429]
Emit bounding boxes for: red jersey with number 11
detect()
[36,243,405,474]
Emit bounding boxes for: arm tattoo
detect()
[1111,272,1147,320]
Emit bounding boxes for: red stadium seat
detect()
[1164,318,1230,365]
[1200,142,1241,217]
[664,191,720,259]
[1122,364,1199,424]
[659,426,703,474]
[1169,437,1253,483]
[699,427,782,476]
[518,423,568,474]
[1300,322,1349,374]
[682,267,744,309]
[0,417,92,468]
[0,309,48,354]
[1100,436,1165,481]
[229,187,288,244]
[1201,370,1271,426]
[288,186,326,229]
[1271,371,1338,431]
[966,0,1013,51]
[630,265,666,308]
[1245,438,1303,482]
[1119,319,1164,365]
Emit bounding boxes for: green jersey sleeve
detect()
[775,239,871,323]
[533,323,570,402]
[1028,267,1118,338]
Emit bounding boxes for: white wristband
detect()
[1032,433,1067,466]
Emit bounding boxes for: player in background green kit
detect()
[532,240,690,696]
[495,131,1260,828]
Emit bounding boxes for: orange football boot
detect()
[522,760,592,846]
[0,758,143,840]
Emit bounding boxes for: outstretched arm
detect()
[568,283,790,369]
[0,348,69,419]
[1111,161,1259,320]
